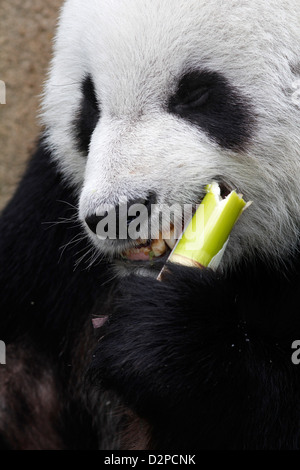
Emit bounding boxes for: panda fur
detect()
[0,0,300,450]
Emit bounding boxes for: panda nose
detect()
[85,213,105,235]
[85,193,156,235]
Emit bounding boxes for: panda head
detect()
[41,0,300,272]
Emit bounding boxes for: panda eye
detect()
[169,71,211,111]
[168,69,255,151]
[174,87,210,109]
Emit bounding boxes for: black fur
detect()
[0,143,121,449]
[90,261,300,450]
[1,143,300,449]
[0,142,102,347]
[168,70,255,151]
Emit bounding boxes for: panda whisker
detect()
[59,233,85,252]
[58,234,86,263]
[42,214,79,230]
[84,247,100,270]
[85,248,105,271]
[74,246,95,271]
[100,271,119,287]
[56,199,78,211]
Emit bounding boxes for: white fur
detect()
[41,0,300,268]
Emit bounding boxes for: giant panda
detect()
[0,0,300,450]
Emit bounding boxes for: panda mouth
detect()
[119,181,233,262]
[121,232,175,262]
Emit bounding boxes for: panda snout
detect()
[85,192,157,237]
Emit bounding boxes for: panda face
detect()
[41,0,300,269]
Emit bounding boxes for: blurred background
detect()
[0,0,64,209]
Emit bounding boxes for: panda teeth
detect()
[122,232,174,260]
[151,237,168,257]
[135,239,151,249]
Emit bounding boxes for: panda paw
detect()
[89,264,240,422]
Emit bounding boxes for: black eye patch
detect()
[74,75,101,155]
[168,70,255,151]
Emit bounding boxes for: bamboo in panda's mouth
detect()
[121,182,249,263]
